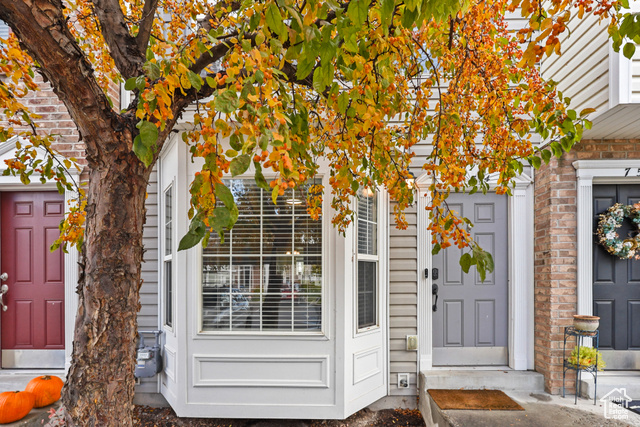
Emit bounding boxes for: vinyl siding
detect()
[541,10,610,117]
[388,205,418,396]
[630,51,640,102]
[136,169,160,394]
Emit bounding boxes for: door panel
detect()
[1,192,65,368]
[630,301,640,349]
[594,300,615,349]
[593,185,640,359]
[444,300,463,346]
[476,300,496,346]
[433,192,508,366]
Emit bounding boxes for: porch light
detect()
[361,187,375,198]
[405,171,416,189]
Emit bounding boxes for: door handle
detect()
[0,272,7,281]
[0,284,7,312]
[432,283,439,312]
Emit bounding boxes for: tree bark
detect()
[0,2,199,425]
[62,140,150,426]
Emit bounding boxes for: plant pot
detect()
[573,315,600,332]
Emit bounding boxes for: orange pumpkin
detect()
[25,375,64,408]
[0,391,35,424]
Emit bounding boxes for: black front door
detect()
[593,185,640,361]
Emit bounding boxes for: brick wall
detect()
[534,139,640,394]
[7,74,121,166]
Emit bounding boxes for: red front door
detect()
[1,192,65,368]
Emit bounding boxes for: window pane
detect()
[294,217,322,255]
[293,294,322,331]
[231,180,262,216]
[164,261,172,327]
[203,229,230,255]
[357,192,377,255]
[164,185,173,328]
[262,216,293,255]
[262,257,292,329]
[229,258,261,331]
[164,185,172,257]
[203,257,261,331]
[203,257,231,291]
[201,179,323,333]
[295,256,322,294]
[232,217,261,254]
[358,261,377,329]
[263,188,294,216]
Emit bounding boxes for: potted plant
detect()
[568,346,606,370]
[572,314,600,332]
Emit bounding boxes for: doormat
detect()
[428,389,525,411]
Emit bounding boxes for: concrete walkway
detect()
[423,390,640,426]
[419,369,640,426]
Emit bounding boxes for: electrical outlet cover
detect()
[406,335,418,351]
[398,373,409,388]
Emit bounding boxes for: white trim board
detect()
[415,173,534,371]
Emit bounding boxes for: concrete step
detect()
[578,371,640,400]
[421,369,545,393]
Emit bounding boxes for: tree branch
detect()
[90,0,146,79]
[136,0,159,55]
[190,39,236,75]
[0,0,125,165]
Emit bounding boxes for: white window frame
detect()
[356,189,380,334]
[162,182,175,331]
[196,176,326,336]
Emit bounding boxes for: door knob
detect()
[0,273,7,281]
[0,284,7,312]
[432,283,439,312]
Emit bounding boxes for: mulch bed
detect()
[133,406,426,427]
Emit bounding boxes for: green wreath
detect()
[596,203,640,260]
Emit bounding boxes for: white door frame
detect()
[0,138,79,371]
[574,160,640,317]
[416,173,534,371]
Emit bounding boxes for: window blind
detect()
[202,179,322,332]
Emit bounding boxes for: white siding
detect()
[627,2,640,103]
[630,50,640,102]
[388,205,418,396]
[542,10,610,117]
[136,169,160,394]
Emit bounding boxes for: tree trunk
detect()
[62,143,150,426]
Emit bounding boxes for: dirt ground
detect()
[132,406,426,427]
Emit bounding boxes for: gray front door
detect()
[593,185,640,369]
[432,192,508,365]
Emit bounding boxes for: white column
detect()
[64,188,80,372]
[416,178,432,371]
[508,185,532,370]
[576,174,594,316]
